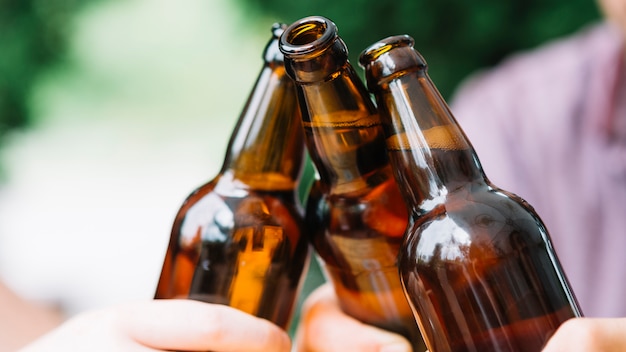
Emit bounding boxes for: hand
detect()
[294,283,412,352]
[0,282,64,351]
[19,299,291,352]
[542,317,626,351]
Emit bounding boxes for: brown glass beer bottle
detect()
[360,35,582,352]
[279,16,427,349]
[154,23,310,330]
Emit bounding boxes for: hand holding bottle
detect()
[19,299,291,352]
[295,289,626,352]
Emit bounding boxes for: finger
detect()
[542,317,626,351]
[118,299,291,352]
[295,284,412,352]
[19,308,159,352]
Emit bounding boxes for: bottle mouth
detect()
[264,23,287,63]
[279,16,338,58]
[359,35,414,67]
[272,22,287,39]
[360,34,428,87]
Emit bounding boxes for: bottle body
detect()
[393,144,580,351]
[304,150,416,338]
[155,172,309,329]
[361,35,581,351]
[155,24,310,330]
[400,175,577,351]
[280,16,426,349]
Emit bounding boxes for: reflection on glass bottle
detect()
[154,23,310,330]
[360,35,582,351]
[279,16,427,350]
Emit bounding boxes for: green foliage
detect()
[0,0,93,138]
[0,0,602,140]
[235,0,601,99]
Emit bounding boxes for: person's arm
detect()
[0,281,64,351]
[541,317,626,352]
[19,299,291,352]
[294,283,413,352]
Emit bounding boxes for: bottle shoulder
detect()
[187,171,299,198]
[172,190,304,246]
[173,173,304,234]
[405,185,549,261]
[309,166,401,204]
[305,174,408,239]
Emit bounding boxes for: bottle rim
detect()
[264,23,287,63]
[279,16,338,58]
[271,23,287,39]
[359,35,414,67]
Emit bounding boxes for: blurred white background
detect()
[0,0,276,316]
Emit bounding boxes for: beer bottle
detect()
[154,23,310,330]
[279,16,427,349]
[360,35,582,351]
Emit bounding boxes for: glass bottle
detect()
[279,16,426,349]
[154,23,310,330]
[360,35,582,352]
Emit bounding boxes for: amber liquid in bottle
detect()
[361,36,582,351]
[154,24,310,330]
[280,17,426,349]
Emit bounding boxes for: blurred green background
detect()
[0,0,602,337]
[1,0,601,142]
[237,0,601,99]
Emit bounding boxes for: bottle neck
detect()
[379,70,487,211]
[296,64,390,193]
[221,62,305,191]
[279,16,392,194]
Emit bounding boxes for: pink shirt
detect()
[451,22,626,317]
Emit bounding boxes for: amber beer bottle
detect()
[154,23,310,330]
[360,35,582,351]
[279,16,426,349]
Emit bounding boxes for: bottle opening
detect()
[359,35,414,66]
[271,23,287,39]
[360,34,427,87]
[264,23,287,63]
[280,16,338,57]
[287,23,326,45]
